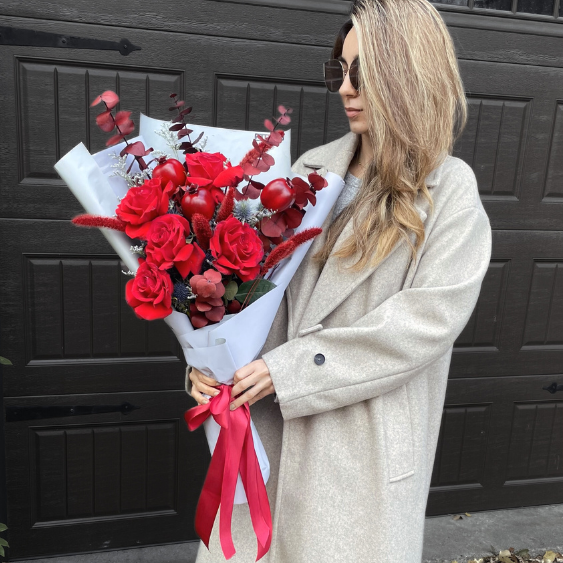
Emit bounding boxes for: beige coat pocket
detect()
[382,384,415,483]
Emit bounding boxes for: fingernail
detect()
[230,403,236,411]
[213,390,219,396]
[203,399,209,404]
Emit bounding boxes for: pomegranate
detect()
[260,178,295,212]
[152,157,186,188]
[181,187,216,220]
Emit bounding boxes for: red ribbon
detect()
[184,384,272,561]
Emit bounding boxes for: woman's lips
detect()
[345,109,362,118]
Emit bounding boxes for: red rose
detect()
[185,152,236,202]
[145,214,205,279]
[116,178,174,239]
[185,152,227,186]
[210,216,264,282]
[125,258,173,320]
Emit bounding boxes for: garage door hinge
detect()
[542,382,563,394]
[0,25,140,56]
[5,402,141,422]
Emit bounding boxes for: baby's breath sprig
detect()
[130,244,146,256]
[109,153,152,187]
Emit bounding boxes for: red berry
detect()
[152,157,186,188]
[260,178,295,212]
[181,187,216,220]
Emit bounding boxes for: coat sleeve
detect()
[261,203,492,420]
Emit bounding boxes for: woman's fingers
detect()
[231,370,259,398]
[248,386,275,406]
[192,367,220,387]
[231,377,273,410]
[197,382,221,397]
[190,384,209,405]
[189,368,220,405]
[188,361,275,408]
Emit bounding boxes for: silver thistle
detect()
[233,199,256,225]
[232,200,274,226]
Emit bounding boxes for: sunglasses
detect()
[323,58,361,93]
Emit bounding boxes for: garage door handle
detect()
[5,402,140,422]
[542,382,563,394]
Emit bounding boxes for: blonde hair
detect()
[314,0,467,271]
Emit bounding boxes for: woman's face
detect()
[339,27,368,135]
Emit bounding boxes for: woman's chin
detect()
[348,121,368,135]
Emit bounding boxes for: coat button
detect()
[314,353,325,365]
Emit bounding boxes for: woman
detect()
[187,1,492,562]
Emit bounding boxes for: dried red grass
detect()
[260,227,322,276]
[191,213,213,250]
[71,214,127,232]
[216,187,235,223]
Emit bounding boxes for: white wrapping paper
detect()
[54,119,344,504]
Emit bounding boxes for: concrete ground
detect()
[15,503,563,563]
[421,502,563,563]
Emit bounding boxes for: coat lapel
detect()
[292,135,445,332]
[285,132,361,335]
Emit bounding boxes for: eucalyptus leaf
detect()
[224,281,238,301]
[0,524,6,532]
[234,279,276,306]
[0,545,4,557]
[0,356,12,366]
[0,538,8,547]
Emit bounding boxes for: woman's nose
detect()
[339,71,358,97]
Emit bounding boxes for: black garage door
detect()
[0,0,562,558]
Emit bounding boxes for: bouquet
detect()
[54,90,345,561]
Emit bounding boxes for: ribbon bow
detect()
[184,384,272,561]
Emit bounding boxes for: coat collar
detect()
[290,131,447,332]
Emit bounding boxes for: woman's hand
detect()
[230,359,275,410]
[188,367,221,405]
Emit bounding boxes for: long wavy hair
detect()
[313,0,467,271]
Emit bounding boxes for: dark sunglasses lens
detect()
[324,60,343,92]
[349,61,360,91]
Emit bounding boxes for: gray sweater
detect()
[331,170,362,222]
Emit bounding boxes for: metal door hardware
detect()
[5,402,140,422]
[0,26,140,56]
[542,382,563,394]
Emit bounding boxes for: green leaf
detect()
[0,538,8,547]
[0,523,6,532]
[224,281,238,301]
[234,279,276,307]
[0,356,12,366]
[0,545,4,557]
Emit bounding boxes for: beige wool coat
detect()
[187,130,492,563]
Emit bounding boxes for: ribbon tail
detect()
[239,404,272,562]
[194,420,227,549]
[184,386,230,551]
[218,405,247,559]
